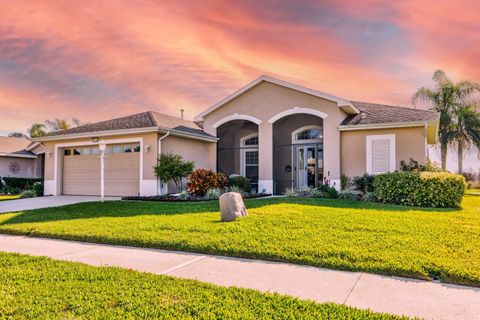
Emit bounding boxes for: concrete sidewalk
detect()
[1,234,479,320]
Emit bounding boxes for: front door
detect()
[295,146,317,189]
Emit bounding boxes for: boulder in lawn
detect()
[219,192,248,222]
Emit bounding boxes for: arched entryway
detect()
[272,114,324,194]
[216,120,259,192]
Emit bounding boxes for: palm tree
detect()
[453,104,480,173]
[45,119,69,131]
[27,123,47,137]
[413,70,480,170]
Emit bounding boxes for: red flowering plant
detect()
[187,169,228,196]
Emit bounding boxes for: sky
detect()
[0,0,479,171]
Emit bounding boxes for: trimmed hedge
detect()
[228,176,250,193]
[374,172,466,208]
[2,177,43,190]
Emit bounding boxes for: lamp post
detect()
[99,140,106,202]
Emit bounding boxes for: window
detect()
[73,149,81,156]
[244,150,259,181]
[104,147,110,155]
[124,145,132,153]
[112,146,122,154]
[244,136,258,146]
[92,148,100,155]
[82,148,90,155]
[133,144,141,152]
[64,149,71,156]
[296,129,322,141]
[366,134,396,174]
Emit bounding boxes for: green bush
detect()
[352,174,375,194]
[318,184,338,198]
[374,172,466,208]
[2,177,43,191]
[154,153,194,193]
[19,190,36,199]
[228,176,250,193]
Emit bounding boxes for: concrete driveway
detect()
[0,196,121,213]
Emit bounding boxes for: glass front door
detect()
[295,145,323,189]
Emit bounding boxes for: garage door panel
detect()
[63,144,140,197]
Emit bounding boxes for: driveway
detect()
[0,196,121,213]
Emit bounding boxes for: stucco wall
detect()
[341,126,426,178]
[0,156,42,178]
[201,81,346,188]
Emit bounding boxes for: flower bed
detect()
[122,193,271,202]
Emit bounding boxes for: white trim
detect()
[212,113,262,128]
[258,179,273,194]
[25,142,42,152]
[194,75,358,121]
[267,107,328,124]
[239,133,259,177]
[0,153,37,159]
[291,125,323,144]
[339,121,430,131]
[53,137,145,196]
[366,134,396,174]
[32,127,158,142]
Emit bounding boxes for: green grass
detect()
[466,189,480,195]
[0,252,406,319]
[0,194,20,201]
[0,196,479,286]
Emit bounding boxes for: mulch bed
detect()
[122,193,272,202]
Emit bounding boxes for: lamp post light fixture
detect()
[99,140,106,202]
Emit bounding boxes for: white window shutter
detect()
[366,134,396,174]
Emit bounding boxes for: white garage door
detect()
[63,144,140,196]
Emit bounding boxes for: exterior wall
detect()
[160,135,216,193]
[42,132,159,196]
[202,81,346,193]
[341,126,426,178]
[0,156,42,178]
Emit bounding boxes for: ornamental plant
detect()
[154,153,194,193]
[187,169,228,196]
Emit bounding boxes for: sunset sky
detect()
[0,1,479,170]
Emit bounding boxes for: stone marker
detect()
[219,192,248,222]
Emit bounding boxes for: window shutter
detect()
[371,140,390,172]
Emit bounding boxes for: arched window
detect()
[243,136,258,146]
[292,126,323,143]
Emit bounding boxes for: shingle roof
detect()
[45,111,215,139]
[0,137,33,155]
[341,101,438,126]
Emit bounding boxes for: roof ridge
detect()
[351,100,435,113]
[147,111,159,127]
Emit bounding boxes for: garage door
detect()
[63,144,140,196]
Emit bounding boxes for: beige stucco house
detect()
[33,75,438,196]
[0,137,45,179]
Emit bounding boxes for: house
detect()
[0,137,45,179]
[33,75,438,196]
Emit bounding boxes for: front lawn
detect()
[0,196,479,286]
[0,252,405,319]
[0,194,20,201]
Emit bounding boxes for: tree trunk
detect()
[458,143,463,174]
[440,143,448,171]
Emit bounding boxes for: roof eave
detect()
[31,127,160,142]
[339,120,437,131]
[0,153,37,159]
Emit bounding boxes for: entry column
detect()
[258,121,273,194]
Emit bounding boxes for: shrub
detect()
[338,190,363,200]
[352,174,375,194]
[229,185,248,197]
[19,190,36,199]
[154,153,194,193]
[374,172,466,208]
[30,182,44,197]
[340,174,351,190]
[362,192,377,202]
[205,188,223,200]
[400,158,443,172]
[467,181,480,189]
[228,176,250,193]
[187,169,228,196]
[318,184,338,198]
[2,177,43,191]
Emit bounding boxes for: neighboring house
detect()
[0,137,45,179]
[33,75,438,196]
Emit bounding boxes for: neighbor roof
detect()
[0,137,37,158]
[40,111,215,141]
[341,101,438,126]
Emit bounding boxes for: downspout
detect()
[424,123,429,160]
[157,131,170,195]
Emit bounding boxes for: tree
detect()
[413,70,480,170]
[72,118,90,127]
[154,153,194,193]
[45,119,69,131]
[8,132,27,138]
[453,104,480,173]
[27,123,47,137]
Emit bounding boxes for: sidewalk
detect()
[1,234,479,320]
